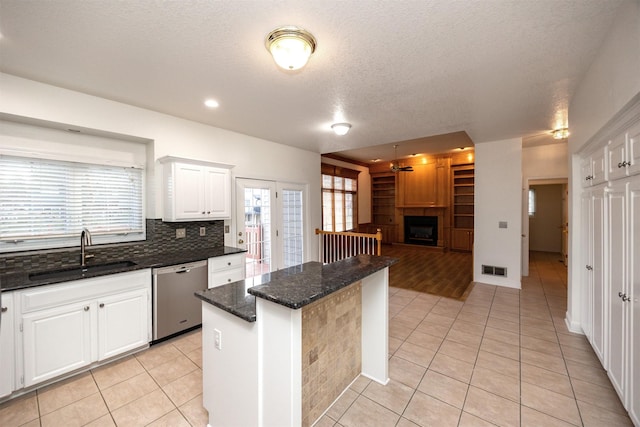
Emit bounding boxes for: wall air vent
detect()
[482,265,507,277]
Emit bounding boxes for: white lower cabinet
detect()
[98,288,149,361]
[15,269,151,390]
[0,292,15,398]
[208,253,245,288]
[22,301,95,387]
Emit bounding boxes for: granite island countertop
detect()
[0,246,246,292]
[194,254,398,323]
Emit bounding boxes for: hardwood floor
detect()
[382,244,473,300]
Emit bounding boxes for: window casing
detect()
[321,164,359,232]
[0,155,145,252]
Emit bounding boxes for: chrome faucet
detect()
[80,228,93,267]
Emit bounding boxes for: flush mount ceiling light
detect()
[331,122,351,136]
[552,128,570,140]
[265,26,317,71]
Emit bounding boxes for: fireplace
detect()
[404,216,438,246]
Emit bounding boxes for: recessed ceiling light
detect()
[204,99,219,108]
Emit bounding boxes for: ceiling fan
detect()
[390,145,413,172]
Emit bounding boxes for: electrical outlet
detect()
[224,225,230,233]
[214,328,222,350]
[176,228,186,238]
[200,226,206,236]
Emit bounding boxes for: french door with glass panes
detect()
[235,179,306,280]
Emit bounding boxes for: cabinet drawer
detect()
[208,254,244,271]
[18,269,151,314]
[209,268,244,288]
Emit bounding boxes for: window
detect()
[528,188,536,217]
[321,164,359,232]
[0,155,145,252]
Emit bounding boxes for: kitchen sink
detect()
[29,260,138,281]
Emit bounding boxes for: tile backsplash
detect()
[0,219,224,273]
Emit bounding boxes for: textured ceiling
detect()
[0,0,624,162]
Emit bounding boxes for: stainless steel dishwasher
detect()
[153,260,208,341]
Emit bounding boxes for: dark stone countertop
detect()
[0,246,246,292]
[195,254,398,323]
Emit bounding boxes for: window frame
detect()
[0,154,146,253]
[321,163,359,232]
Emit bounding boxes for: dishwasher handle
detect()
[176,268,191,274]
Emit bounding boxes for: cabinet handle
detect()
[202,211,206,214]
[622,294,630,302]
[619,291,624,298]
[1,307,7,313]
[623,161,630,167]
[207,211,211,214]
[227,278,231,282]
[99,303,105,308]
[618,162,623,168]
[227,262,231,266]
[84,306,90,311]
[586,265,592,271]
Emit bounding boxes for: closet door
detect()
[581,191,593,341]
[591,187,607,364]
[607,181,627,398]
[628,179,640,424]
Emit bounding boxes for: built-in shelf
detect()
[451,165,474,251]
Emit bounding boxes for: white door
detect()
[581,191,593,342]
[592,187,607,364]
[607,181,626,397]
[235,179,306,279]
[98,288,149,361]
[22,302,95,387]
[628,178,640,424]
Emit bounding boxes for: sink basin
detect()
[29,260,138,281]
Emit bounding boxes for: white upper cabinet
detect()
[608,122,640,181]
[161,157,233,221]
[581,146,607,187]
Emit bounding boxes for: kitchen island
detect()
[195,254,397,427]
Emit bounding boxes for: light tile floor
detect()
[0,251,634,426]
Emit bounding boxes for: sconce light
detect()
[331,123,352,136]
[265,26,317,71]
[552,128,570,140]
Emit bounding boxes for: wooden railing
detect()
[315,228,383,264]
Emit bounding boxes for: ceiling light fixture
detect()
[331,122,351,136]
[265,26,317,71]
[552,128,570,140]
[204,99,219,108]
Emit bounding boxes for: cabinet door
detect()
[174,163,207,219]
[400,163,437,206]
[591,188,607,363]
[0,292,15,398]
[97,289,149,361]
[628,122,640,177]
[581,191,593,341]
[628,178,640,424]
[22,302,95,387]
[451,229,472,251]
[608,135,627,181]
[204,167,231,218]
[607,182,626,398]
[581,157,593,187]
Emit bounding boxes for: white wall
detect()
[320,157,372,225]
[567,0,640,332]
[474,138,523,288]
[0,73,321,261]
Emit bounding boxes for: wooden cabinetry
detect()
[371,174,397,243]
[161,157,233,221]
[208,253,246,288]
[397,157,450,207]
[0,292,15,398]
[451,165,474,251]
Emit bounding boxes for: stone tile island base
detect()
[302,281,362,426]
[196,255,395,427]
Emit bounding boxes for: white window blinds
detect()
[0,155,144,251]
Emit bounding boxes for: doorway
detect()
[522,178,568,275]
[234,178,307,280]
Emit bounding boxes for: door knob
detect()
[238,239,244,244]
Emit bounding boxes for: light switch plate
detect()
[176,228,186,238]
[499,221,508,229]
[214,328,222,350]
[199,226,206,236]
